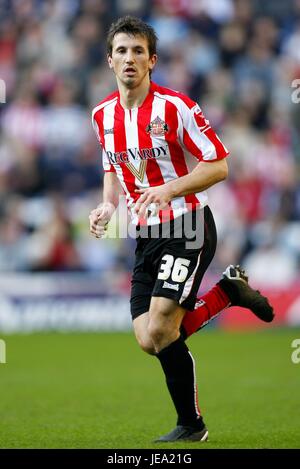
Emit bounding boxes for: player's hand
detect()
[89,202,115,239]
[134,185,172,218]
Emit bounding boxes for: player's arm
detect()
[134,159,228,218]
[89,172,122,239]
[167,158,228,197]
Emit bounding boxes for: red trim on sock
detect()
[182,285,230,338]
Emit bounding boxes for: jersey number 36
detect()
[157,254,191,283]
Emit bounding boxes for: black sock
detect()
[156,336,204,429]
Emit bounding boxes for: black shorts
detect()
[130,206,217,320]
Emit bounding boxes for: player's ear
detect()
[107,54,113,69]
[149,54,157,72]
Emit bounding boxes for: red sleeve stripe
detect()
[202,128,229,160]
[183,127,204,161]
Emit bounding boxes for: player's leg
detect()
[130,210,211,441]
[182,266,274,339]
[130,214,208,442]
[144,208,219,441]
[147,296,208,442]
[131,297,207,441]
[180,207,274,338]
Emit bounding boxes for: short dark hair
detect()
[107,16,157,57]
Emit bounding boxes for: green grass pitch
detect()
[0,328,299,449]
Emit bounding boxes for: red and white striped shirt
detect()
[92,82,229,225]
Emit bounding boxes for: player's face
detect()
[108,33,157,89]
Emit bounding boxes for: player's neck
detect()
[118,77,151,110]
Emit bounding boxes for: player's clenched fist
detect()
[89,202,115,239]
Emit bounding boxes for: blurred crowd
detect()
[0,0,300,287]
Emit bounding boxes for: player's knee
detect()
[148,314,181,351]
[137,337,156,355]
[147,321,166,346]
[135,330,156,355]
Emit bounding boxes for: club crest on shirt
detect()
[146,116,169,137]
